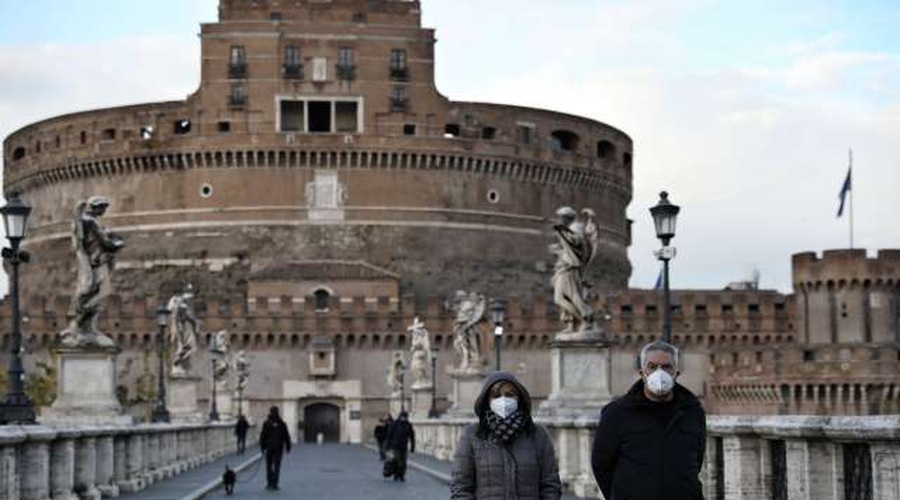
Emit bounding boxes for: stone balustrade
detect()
[412,415,900,500]
[0,422,237,500]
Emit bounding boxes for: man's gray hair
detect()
[639,340,679,371]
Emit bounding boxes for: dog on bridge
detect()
[223,465,237,495]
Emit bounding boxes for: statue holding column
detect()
[58,196,126,349]
[549,206,600,335]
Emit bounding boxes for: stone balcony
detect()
[411,415,900,499]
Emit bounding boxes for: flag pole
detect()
[849,148,854,249]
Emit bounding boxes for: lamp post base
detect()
[0,400,36,425]
[150,405,171,423]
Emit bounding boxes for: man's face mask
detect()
[644,368,675,396]
[490,396,518,419]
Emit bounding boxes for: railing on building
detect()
[0,422,240,500]
[411,415,900,500]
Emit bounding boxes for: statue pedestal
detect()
[445,369,485,417]
[536,332,614,420]
[387,393,404,416]
[167,375,205,422]
[41,346,133,426]
[410,383,434,419]
[215,380,234,420]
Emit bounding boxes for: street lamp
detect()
[399,366,406,413]
[650,191,680,343]
[209,356,220,422]
[428,346,439,418]
[0,193,35,425]
[491,299,506,372]
[151,307,171,423]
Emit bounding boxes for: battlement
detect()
[792,248,900,290]
[217,0,421,25]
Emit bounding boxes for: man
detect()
[384,411,415,482]
[259,406,292,490]
[591,341,706,500]
[235,414,250,454]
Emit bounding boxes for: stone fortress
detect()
[2,0,899,446]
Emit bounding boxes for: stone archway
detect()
[303,402,340,443]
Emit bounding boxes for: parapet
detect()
[792,248,900,290]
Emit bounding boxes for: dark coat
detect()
[374,423,388,443]
[450,371,562,500]
[384,418,415,452]
[235,416,250,437]
[591,380,706,500]
[259,416,292,454]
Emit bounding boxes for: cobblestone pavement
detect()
[119,443,581,499]
[204,444,448,500]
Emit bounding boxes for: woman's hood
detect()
[473,371,533,418]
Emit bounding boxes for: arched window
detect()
[313,289,330,311]
[550,130,579,152]
[12,147,25,160]
[597,140,615,159]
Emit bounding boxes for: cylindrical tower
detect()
[3,0,633,300]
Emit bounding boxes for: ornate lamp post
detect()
[428,346,438,418]
[0,194,35,425]
[491,299,506,372]
[151,307,171,423]
[650,191,680,343]
[209,357,220,422]
[399,365,406,413]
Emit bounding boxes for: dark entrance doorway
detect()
[303,402,340,443]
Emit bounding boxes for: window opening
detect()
[403,124,416,136]
[308,101,332,133]
[140,126,154,140]
[174,119,192,135]
[390,49,408,80]
[550,130,579,152]
[482,127,496,140]
[516,124,534,145]
[335,101,359,132]
[336,47,356,80]
[390,86,408,112]
[12,147,25,160]
[229,45,247,78]
[229,83,247,108]
[314,290,330,311]
[101,128,116,141]
[597,140,615,159]
[218,122,231,133]
[80,131,87,144]
[444,124,460,138]
[270,11,282,21]
[280,101,305,132]
[284,45,303,79]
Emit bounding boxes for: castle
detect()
[2,0,898,442]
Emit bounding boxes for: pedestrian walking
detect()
[374,414,391,461]
[259,406,292,490]
[450,371,562,500]
[383,411,415,481]
[591,340,707,500]
[235,414,250,454]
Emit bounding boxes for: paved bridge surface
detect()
[120,443,581,500]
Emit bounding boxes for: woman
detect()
[451,371,562,500]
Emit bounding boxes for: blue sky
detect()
[1,0,898,294]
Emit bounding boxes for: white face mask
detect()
[490,396,519,419]
[645,369,675,396]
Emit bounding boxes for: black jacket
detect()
[591,380,706,500]
[235,417,250,437]
[385,418,415,452]
[259,416,292,454]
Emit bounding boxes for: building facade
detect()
[2,1,898,443]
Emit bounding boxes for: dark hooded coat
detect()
[591,380,706,500]
[451,371,562,500]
